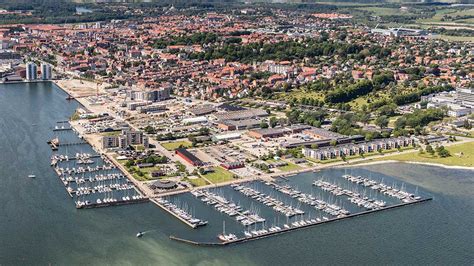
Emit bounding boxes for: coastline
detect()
[351,159,474,171]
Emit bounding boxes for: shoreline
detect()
[351,159,474,170]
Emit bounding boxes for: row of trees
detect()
[395,108,446,130]
[325,80,374,104]
[152,32,219,49]
[424,145,451,158]
[189,39,364,63]
[286,109,327,127]
[393,85,454,106]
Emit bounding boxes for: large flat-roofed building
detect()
[217,119,261,131]
[281,135,365,149]
[212,108,268,121]
[248,127,289,139]
[302,128,344,140]
[457,88,474,107]
[182,116,208,125]
[127,87,171,102]
[284,124,312,134]
[175,148,203,166]
[371,27,427,37]
[188,104,215,116]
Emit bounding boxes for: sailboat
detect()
[218,221,227,241]
[28,174,36,178]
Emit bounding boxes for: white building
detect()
[26,62,37,80]
[41,63,52,80]
[447,104,472,117]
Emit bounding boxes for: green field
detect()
[370,141,474,167]
[201,166,236,184]
[161,140,192,151]
[418,8,474,24]
[277,162,302,171]
[266,159,302,171]
[358,7,412,17]
[187,177,209,187]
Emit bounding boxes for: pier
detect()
[170,197,432,246]
[53,127,73,132]
[50,124,148,210]
[57,141,88,147]
[76,197,149,209]
[151,198,208,229]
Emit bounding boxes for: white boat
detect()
[28,174,36,178]
[136,232,144,238]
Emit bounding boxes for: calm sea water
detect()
[0,82,473,265]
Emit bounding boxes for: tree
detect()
[425,145,435,155]
[260,122,269,129]
[269,117,278,128]
[464,120,472,129]
[125,159,134,168]
[375,115,389,129]
[330,140,337,146]
[436,146,451,158]
[199,127,210,135]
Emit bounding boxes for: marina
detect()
[49,121,147,209]
[170,197,432,246]
[159,169,431,245]
[153,197,208,228]
[42,114,433,245]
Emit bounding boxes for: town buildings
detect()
[26,62,37,81]
[40,63,52,80]
[101,130,149,149]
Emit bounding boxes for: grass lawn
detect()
[102,131,121,136]
[265,159,301,171]
[388,115,402,128]
[161,140,192,151]
[349,96,369,109]
[187,177,209,187]
[370,142,474,167]
[277,162,302,171]
[201,166,236,184]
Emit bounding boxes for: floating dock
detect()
[170,197,432,246]
[150,198,201,229]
